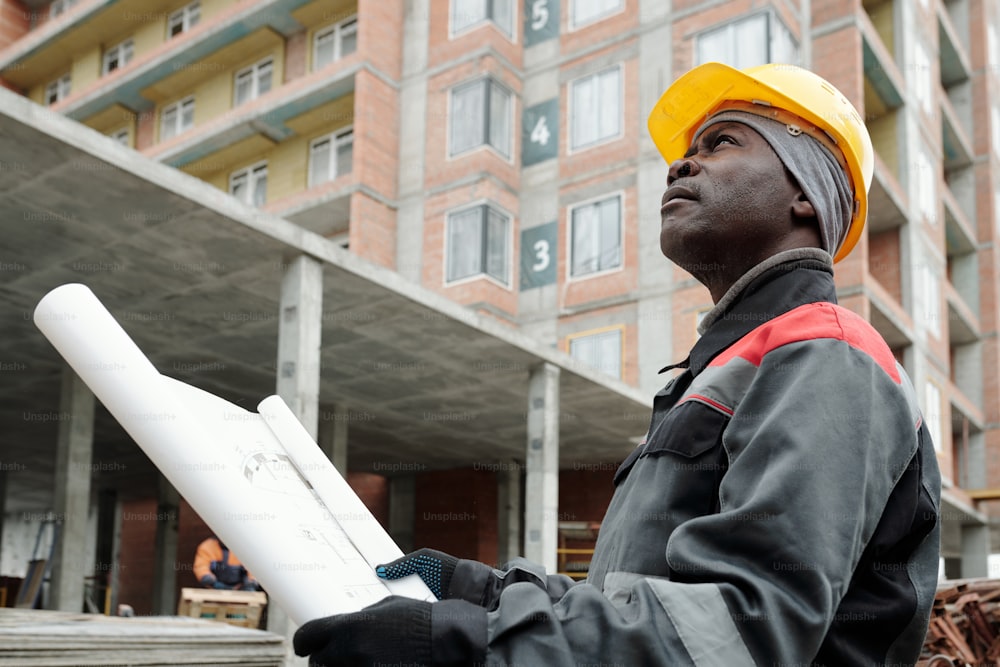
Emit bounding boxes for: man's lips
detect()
[661,185,698,210]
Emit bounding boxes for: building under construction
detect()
[0,0,998,661]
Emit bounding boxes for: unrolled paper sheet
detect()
[33,284,434,625]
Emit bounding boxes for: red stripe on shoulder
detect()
[708,302,901,383]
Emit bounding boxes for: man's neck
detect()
[698,248,832,335]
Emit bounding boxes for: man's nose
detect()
[667,158,700,185]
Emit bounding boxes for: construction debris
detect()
[921,578,1000,666]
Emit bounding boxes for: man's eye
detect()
[713,134,736,148]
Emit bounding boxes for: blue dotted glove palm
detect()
[376,548,458,600]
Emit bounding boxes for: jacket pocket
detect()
[643,398,729,459]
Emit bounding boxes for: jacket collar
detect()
[660,248,837,377]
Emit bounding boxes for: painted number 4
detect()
[531,0,549,30]
[530,115,551,146]
[532,239,550,272]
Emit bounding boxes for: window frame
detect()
[229,161,269,207]
[167,1,201,38]
[443,201,513,288]
[160,95,195,141]
[110,128,130,146]
[233,57,274,106]
[308,126,354,187]
[567,325,625,379]
[567,63,623,153]
[568,0,623,31]
[449,0,515,39]
[313,15,358,70]
[102,38,134,76]
[447,76,514,161]
[566,191,625,281]
[44,73,71,105]
[49,0,78,19]
[694,9,798,69]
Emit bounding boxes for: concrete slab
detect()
[0,87,650,517]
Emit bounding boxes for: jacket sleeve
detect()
[448,557,578,608]
[480,338,928,666]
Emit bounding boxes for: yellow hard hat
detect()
[648,62,874,262]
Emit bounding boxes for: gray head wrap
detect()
[691,110,853,257]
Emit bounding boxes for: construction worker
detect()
[293,63,941,666]
[193,535,259,591]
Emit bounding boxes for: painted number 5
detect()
[532,239,550,272]
[531,0,549,30]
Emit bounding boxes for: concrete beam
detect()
[524,363,560,572]
[49,365,95,612]
[270,254,323,666]
[150,475,180,615]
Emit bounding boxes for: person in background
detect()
[193,534,259,591]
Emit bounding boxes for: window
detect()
[230,163,268,207]
[446,204,510,285]
[922,263,940,339]
[44,74,71,105]
[160,96,195,140]
[912,40,932,113]
[570,66,621,151]
[49,0,78,18]
[102,39,134,75]
[570,328,622,378]
[110,129,129,146]
[570,194,621,277]
[914,145,936,224]
[924,381,942,453]
[314,16,357,69]
[449,78,512,158]
[309,128,353,186]
[696,12,797,68]
[451,0,513,37]
[234,58,273,106]
[168,1,200,38]
[570,0,622,29]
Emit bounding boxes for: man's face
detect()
[659,120,807,285]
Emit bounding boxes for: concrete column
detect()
[0,470,7,570]
[49,366,95,611]
[151,475,180,615]
[388,475,416,554]
[270,255,323,666]
[961,523,990,578]
[496,463,522,566]
[524,364,560,572]
[319,405,349,475]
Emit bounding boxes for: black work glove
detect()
[376,548,459,600]
[293,596,487,667]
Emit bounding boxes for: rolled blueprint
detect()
[34,283,433,625]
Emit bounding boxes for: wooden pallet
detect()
[176,588,267,629]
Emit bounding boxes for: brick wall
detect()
[413,469,498,563]
[0,0,29,52]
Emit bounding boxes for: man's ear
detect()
[791,191,815,221]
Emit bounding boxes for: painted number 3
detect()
[532,239,550,272]
[531,0,549,30]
